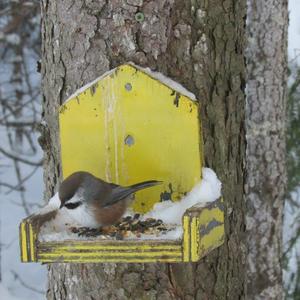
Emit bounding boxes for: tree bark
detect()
[41,0,247,299]
[245,0,288,299]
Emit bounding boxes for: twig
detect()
[0,182,24,191]
[0,97,39,122]
[5,165,40,195]
[0,146,42,166]
[0,121,37,127]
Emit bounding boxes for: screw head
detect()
[125,83,132,91]
[135,12,145,23]
[124,135,135,146]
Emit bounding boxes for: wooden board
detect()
[19,64,224,263]
[19,198,224,263]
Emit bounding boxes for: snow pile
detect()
[143,168,222,225]
[39,230,84,242]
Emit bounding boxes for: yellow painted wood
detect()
[19,63,225,264]
[191,217,199,261]
[181,199,225,262]
[39,251,181,258]
[59,64,202,213]
[39,257,183,263]
[183,215,190,262]
[37,239,182,263]
[38,240,181,262]
[19,199,224,263]
[20,222,28,262]
[197,208,225,259]
[28,223,36,262]
[191,200,225,262]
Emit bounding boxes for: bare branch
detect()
[0,146,42,166]
[0,97,40,122]
[0,182,24,191]
[5,165,40,195]
[0,121,37,127]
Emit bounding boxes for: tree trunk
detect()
[41,0,247,299]
[245,0,288,299]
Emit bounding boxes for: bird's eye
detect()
[64,202,82,209]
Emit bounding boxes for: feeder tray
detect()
[20,199,224,263]
[19,63,225,263]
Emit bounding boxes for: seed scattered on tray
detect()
[70,215,174,240]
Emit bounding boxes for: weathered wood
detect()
[37,240,183,263]
[183,198,224,262]
[19,210,57,262]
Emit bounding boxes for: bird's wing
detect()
[100,186,134,207]
[101,180,162,207]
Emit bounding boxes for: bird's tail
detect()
[128,180,162,192]
[102,180,162,207]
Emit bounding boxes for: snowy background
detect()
[283,0,300,296]
[0,2,46,299]
[0,1,299,299]
[289,0,300,65]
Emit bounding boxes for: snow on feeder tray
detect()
[19,63,225,263]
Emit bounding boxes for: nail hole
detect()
[124,135,135,146]
[125,83,132,91]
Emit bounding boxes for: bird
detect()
[58,171,161,228]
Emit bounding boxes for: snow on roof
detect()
[64,63,196,103]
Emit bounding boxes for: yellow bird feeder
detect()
[19,64,224,263]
